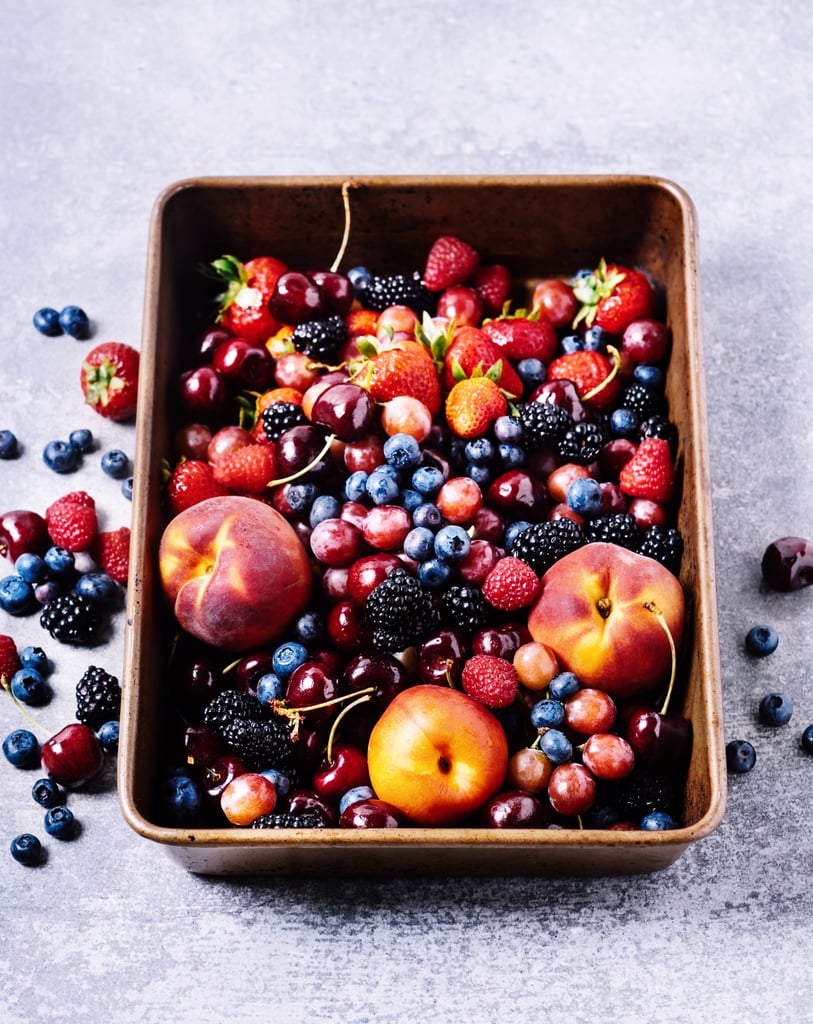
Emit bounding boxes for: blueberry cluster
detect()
[32,305,91,339]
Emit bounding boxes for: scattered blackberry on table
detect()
[40,593,103,645]
[251,811,327,829]
[261,401,307,442]
[584,512,642,550]
[510,518,586,576]
[291,314,347,361]
[440,584,489,632]
[360,271,437,316]
[365,568,439,652]
[515,401,574,448]
[557,422,606,465]
[638,524,684,576]
[619,382,665,420]
[75,665,121,728]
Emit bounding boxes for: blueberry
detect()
[0,575,37,615]
[404,526,436,562]
[339,785,375,814]
[255,672,286,705]
[745,625,779,657]
[20,645,49,674]
[0,429,19,459]
[726,738,756,773]
[560,333,583,354]
[504,520,532,552]
[347,265,373,292]
[566,477,603,517]
[74,571,120,607]
[344,470,369,503]
[640,810,678,830]
[14,552,47,583]
[96,720,120,753]
[401,488,423,514]
[633,364,665,389]
[610,407,640,438]
[530,698,565,730]
[34,580,63,605]
[538,728,573,765]
[412,502,442,530]
[582,326,611,352]
[801,725,813,755]
[43,546,75,576]
[309,493,340,528]
[516,358,545,389]
[33,307,62,336]
[758,692,793,727]
[295,610,324,645]
[271,641,309,680]
[411,465,444,496]
[464,437,494,466]
[285,482,318,514]
[58,305,90,339]
[44,805,77,840]
[260,767,294,800]
[493,415,524,443]
[68,428,94,453]
[497,443,525,469]
[32,778,63,808]
[43,439,80,473]
[155,774,202,826]
[10,834,43,866]
[434,524,471,562]
[417,558,452,589]
[365,468,401,505]
[121,476,134,501]
[383,433,421,470]
[548,671,581,701]
[465,463,491,488]
[10,667,50,706]
[101,448,130,478]
[2,728,40,768]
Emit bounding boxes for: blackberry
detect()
[362,272,436,316]
[441,584,489,632]
[261,401,306,442]
[557,422,606,465]
[640,414,679,457]
[620,382,665,420]
[251,811,327,829]
[40,594,102,646]
[510,518,585,576]
[611,770,682,822]
[515,401,574,449]
[219,716,294,771]
[291,314,347,361]
[638,525,684,576]
[365,568,439,652]
[584,512,642,551]
[203,689,263,733]
[75,665,121,728]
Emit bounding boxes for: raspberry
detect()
[0,634,21,685]
[92,527,131,584]
[461,654,519,709]
[45,494,98,552]
[481,557,540,611]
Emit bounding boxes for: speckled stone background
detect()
[2,2,812,1022]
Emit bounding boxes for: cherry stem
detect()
[270,686,375,722]
[644,601,678,715]
[0,680,50,739]
[582,344,620,402]
[325,693,373,764]
[330,180,357,273]
[266,432,336,488]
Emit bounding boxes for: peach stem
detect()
[582,344,620,402]
[644,601,677,715]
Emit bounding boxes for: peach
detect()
[367,685,508,825]
[158,495,312,652]
[527,542,684,699]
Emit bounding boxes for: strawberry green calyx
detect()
[202,254,263,317]
[572,258,627,328]
[482,301,541,326]
[82,356,126,408]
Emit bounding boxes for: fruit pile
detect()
[152,215,704,834]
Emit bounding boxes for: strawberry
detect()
[546,349,621,411]
[355,338,441,416]
[92,527,131,584]
[441,326,523,397]
[572,258,656,335]
[80,342,140,420]
[422,235,480,291]
[345,308,379,337]
[461,653,519,709]
[212,443,277,493]
[45,493,98,551]
[445,371,508,439]
[481,556,540,611]
[167,459,229,515]
[481,311,558,364]
[469,264,511,317]
[619,437,675,504]
[207,254,287,342]
[0,634,21,687]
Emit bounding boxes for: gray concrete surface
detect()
[1,2,812,1022]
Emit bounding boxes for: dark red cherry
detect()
[201,754,246,812]
[0,509,50,561]
[211,337,275,390]
[309,270,354,316]
[286,661,340,725]
[472,623,531,660]
[41,724,105,789]
[234,651,276,695]
[530,379,589,422]
[310,383,376,441]
[178,365,228,422]
[311,742,369,802]
[275,424,332,480]
[624,707,693,771]
[761,536,813,592]
[481,790,549,828]
[268,271,325,324]
[346,554,402,606]
[418,628,469,686]
[286,787,337,825]
[181,724,224,770]
[486,470,548,521]
[342,651,409,710]
[340,798,404,828]
[191,326,231,364]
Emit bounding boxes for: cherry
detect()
[170,649,226,716]
[342,651,409,713]
[457,538,501,585]
[268,271,325,324]
[624,706,693,771]
[275,424,332,481]
[308,270,354,316]
[418,628,468,686]
[325,599,368,653]
[340,798,404,828]
[285,661,341,725]
[211,337,275,390]
[311,742,370,802]
[0,509,50,561]
[346,553,402,606]
[178,365,228,422]
[201,753,246,814]
[286,787,337,825]
[41,723,105,789]
[180,723,224,770]
[470,506,504,544]
[234,651,277,695]
[621,318,670,364]
[599,438,637,481]
[530,379,589,423]
[481,789,549,827]
[472,623,531,660]
[436,285,483,326]
[486,469,548,521]
[310,382,376,441]
[191,325,232,364]
[761,536,813,591]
